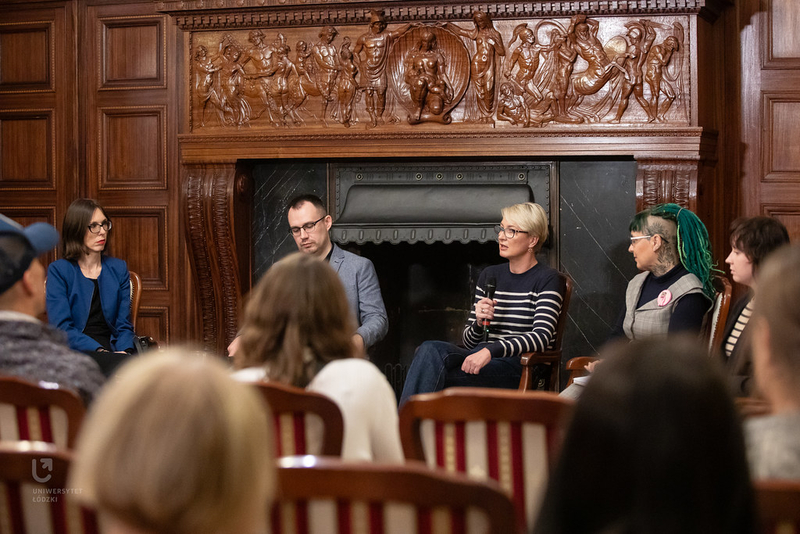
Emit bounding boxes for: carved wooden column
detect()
[183,162,252,352]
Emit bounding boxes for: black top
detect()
[82,279,112,351]
[610,264,710,340]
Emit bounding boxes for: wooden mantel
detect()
[159,0,732,351]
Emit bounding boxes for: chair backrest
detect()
[707,275,732,352]
[551,273,572,353]
[0,440,99,534]
[755,479,800,534]
[129,270,142,330]
[519,272,573,392]
[272,455,519,534]
[0,375,85,449]
[253,381,344,457]
[398,388,573,531]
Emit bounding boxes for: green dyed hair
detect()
[630,203,717,298]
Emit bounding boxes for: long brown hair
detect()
[236,252,356,387]
[61,198,109,260]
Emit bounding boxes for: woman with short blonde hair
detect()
[400,201,564,405]
[70,349,275,534]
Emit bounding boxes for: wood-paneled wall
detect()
[0,0,196,344]
[741,0,800,237]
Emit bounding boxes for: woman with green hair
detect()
[562,203,714,399]
[614,202,715,340]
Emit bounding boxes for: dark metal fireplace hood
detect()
[330,162,551,245]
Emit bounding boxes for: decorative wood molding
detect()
[635,156,699,211]
[183,162,252,351]
[158,1,731,30]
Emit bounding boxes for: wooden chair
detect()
[518,272,573,393]
[0,375,85,448]
[398,387,573,531]
[253,381,344,457]
[0,440,99,534]
[272,455,519,534]
[129,269,142,330]
[707,274,732,352]
[565,356,598,387]
[755,479,800,533]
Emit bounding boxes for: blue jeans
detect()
[399,340,523,406]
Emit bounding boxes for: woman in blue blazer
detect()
[46,199,136,369]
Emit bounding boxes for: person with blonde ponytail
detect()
[233,252,403,463]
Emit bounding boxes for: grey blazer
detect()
[330,244,388,349]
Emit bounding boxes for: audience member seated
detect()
[745,244,800,480]
[399,202,565,406]
[720,216,789,397]
[0,214,104,405]
[561,203,715,400]
[233,252,403,463]
[70,349,275,534]
[46,199,136,376]
[534,337,756,534]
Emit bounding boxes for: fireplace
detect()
[250,158,638,393]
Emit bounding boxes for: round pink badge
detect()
[657,289,672,307]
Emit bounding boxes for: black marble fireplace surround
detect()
[252,159,638,394]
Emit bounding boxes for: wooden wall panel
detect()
[99,16,165,89]
[766,0,800,67]
[764,96,800,177]
[0,23,52,91]
[137,307,169,345]
[103,206,168,289]
[100,106,166,188]
[0,111,52,186]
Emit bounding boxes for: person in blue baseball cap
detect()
[0,214,104,405]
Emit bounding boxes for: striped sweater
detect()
[462,263,564,359]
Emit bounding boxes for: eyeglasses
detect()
[494,225,529,239]
[289,215,326,236]
[87,220,112,234]
[629,235,652,245]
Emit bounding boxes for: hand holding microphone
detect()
[480,277,497,342]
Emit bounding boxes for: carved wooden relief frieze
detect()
[187,10,691,133]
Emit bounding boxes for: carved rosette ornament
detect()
[187,10,690,131]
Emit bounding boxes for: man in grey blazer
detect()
[286,194,388,353]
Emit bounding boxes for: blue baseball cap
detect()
[0,214,59,294]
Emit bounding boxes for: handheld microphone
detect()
[482,277,497,343]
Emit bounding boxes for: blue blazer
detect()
[46,256,136,352]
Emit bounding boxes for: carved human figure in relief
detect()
[403,29,454,125]
[611,20,657,123]
[335,38,359,128]
[194,45,221,127]
[533,27,580,124]
[215,35,251,126]
[503,23,553,103]
[312,26,341,125]
[445,11,505,123]
[262,40,305,127]
[496,82,530,127]
[644,35,680,122]
[240,29,277,76]
[353,10,414,128]
[567,15,625,99]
